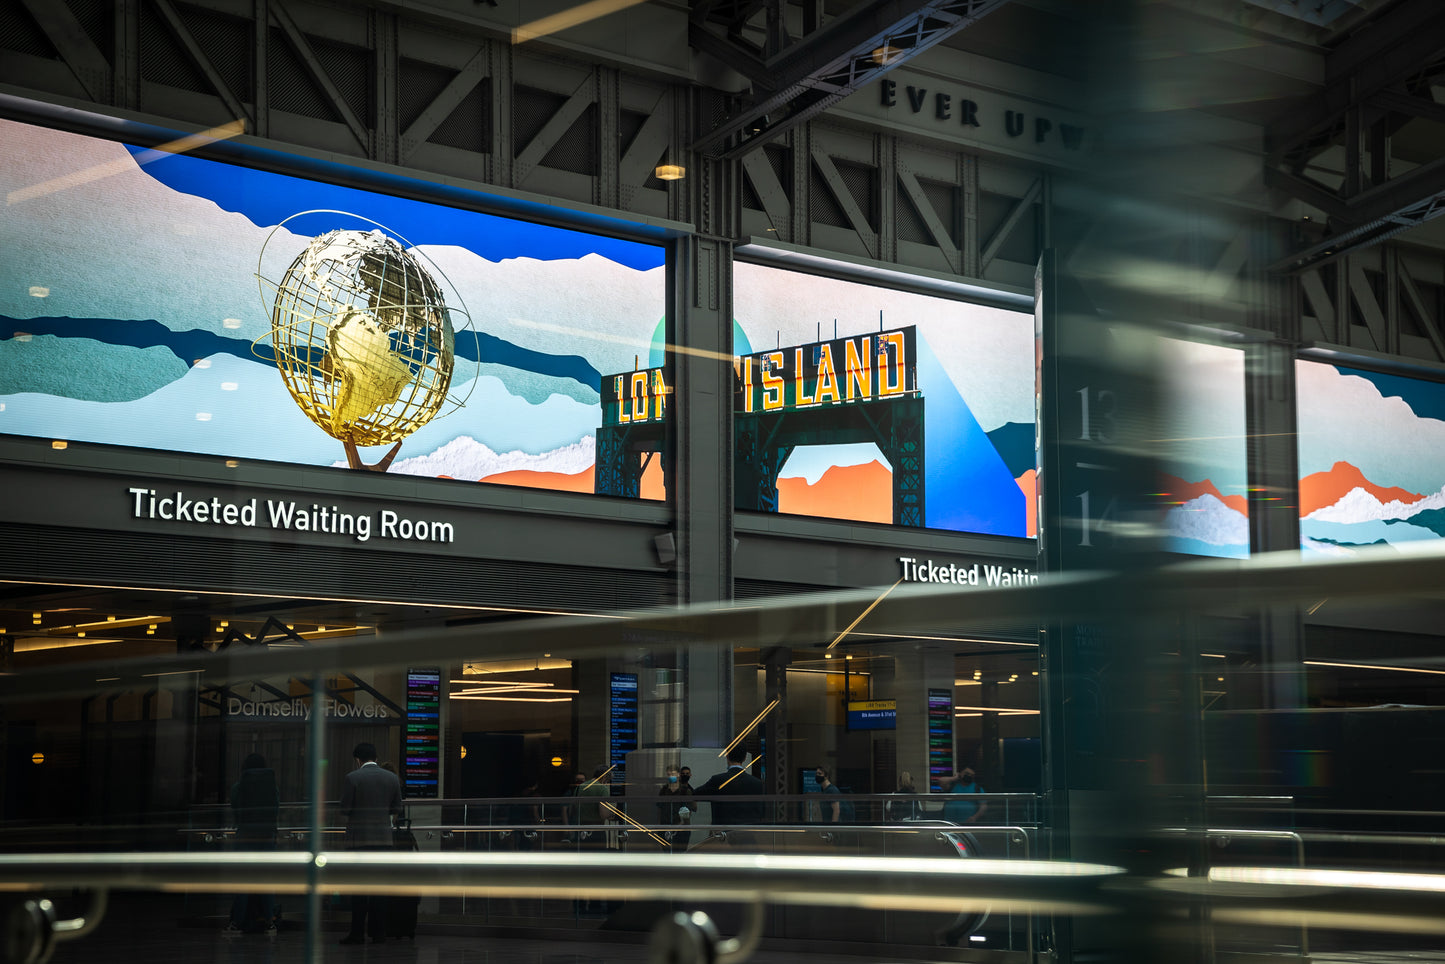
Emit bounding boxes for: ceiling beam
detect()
[689,0,1011,160]
[1270,154,1445,273]
[1267,0,1445,162]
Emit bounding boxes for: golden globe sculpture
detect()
[257,214,471,470]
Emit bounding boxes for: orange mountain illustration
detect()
[778,460,892,524]
[1016,469,1037,538]
[1299,461,1424,518]
[1159,474,1247,516]
[481,459,665,501]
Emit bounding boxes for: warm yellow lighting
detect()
[1304,659,1445,676]
[51,440,67,450]
[825,653,833,659]
[952,705,1041,715]
[551,756,563,767]
[827,578,902,650]
[219,620,229,628]
[460,746,467,759]
[872,44,903,65]
[845,654,853,660]
[462,657,572,675]
[513,0,650,44]
[720,698,781,759]
[77,632,85,638]
[14,637,123,652]
[225,459,239,468]
[43,615,167,633]
[655,164,686,180]
[450,695,574,703]
[31,753,43,765]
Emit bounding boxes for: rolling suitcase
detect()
[387,816,420,939]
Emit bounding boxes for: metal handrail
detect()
[0,852,1122,916]
[5,852,1445,930]
[1161,827,1309,955]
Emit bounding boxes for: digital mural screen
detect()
[0,118,666,499]
[1297,360,1445,555]
[1158,339,1248,559]
[732,262,1036,538]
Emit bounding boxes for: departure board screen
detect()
[609,673,638,796]
[927,688,954,791]
[403,667,441,799]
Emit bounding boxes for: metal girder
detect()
[1267,0,1445,163]
[1270,155,1445,273]
[151,0,253,128]
[1264,0,1445,272]
[17,0,110,101]
[400,46,488,164]
[689,0,1011,160]
[268,0,370,153]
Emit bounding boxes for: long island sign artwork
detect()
[599,325,926,525]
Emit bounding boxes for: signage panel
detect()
[602,367,670,426]
[847,699,897,730]
[734,327,917,414]
[608,672,638,795]
[404,667,442,799]
[927,688,954,791]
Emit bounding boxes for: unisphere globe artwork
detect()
[258,217,470,470]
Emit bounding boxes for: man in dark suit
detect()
[695,747,766,827]
[338,742,403,945]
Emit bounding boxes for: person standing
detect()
[656,765,693,852]
[226,753,280,935]
[338,742,403,945]
[942,767,987,825]
[695,748,765,827]
[813,766,842,823]
[886,770,923,822]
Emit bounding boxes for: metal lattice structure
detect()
[734,397,925,526]
[595,423,665,499]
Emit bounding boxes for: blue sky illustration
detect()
[128,145,664,271]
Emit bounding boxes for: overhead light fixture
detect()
[51,440,67,450]
[655,164,685,181]
[15,637,123,652]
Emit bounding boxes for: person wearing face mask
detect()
[657,765,693,851]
